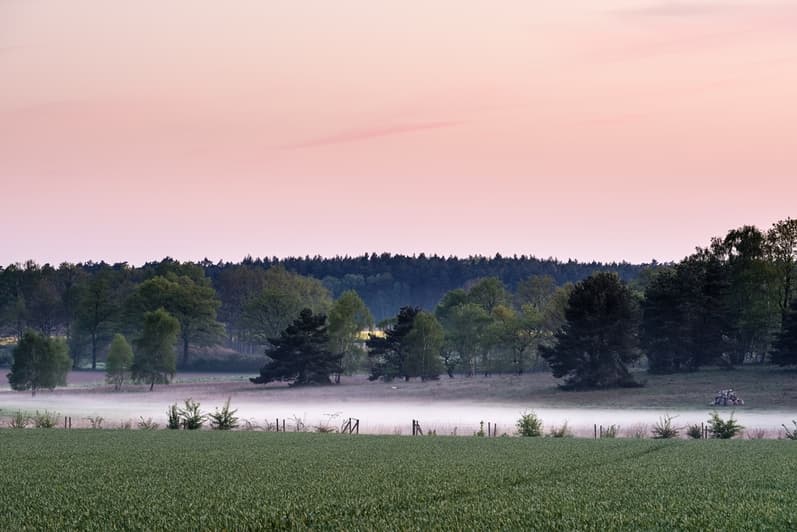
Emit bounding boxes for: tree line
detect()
[2,218,796,392]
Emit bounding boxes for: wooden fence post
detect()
[594,424,597,439]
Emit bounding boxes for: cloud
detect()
[282,121,463,150]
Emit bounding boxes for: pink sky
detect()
[1,0,795,265]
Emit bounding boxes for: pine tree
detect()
[250,309,341,386]
[366,306,419,381]
[539,272,640,389]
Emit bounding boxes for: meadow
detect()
[1,430,795,530]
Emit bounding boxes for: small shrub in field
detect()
[708,411,743,439]
[118,420,133,430]
[178,399,206,430]
[86,416,104,429]
[746,428,767,440]
[242,419,262,431]
[166,404,180,430]
[516,411,543,437]
[686,424,703,439]
[33,410,59,429]
[600,425,618,438]
[138,417,159,430]
[625,423,649,439]
[548,422,571,438]
[9,412,30,429]
[782,420,797,440]
[651,414,679,439]
[475,421,486,437]
[209,398,239,431]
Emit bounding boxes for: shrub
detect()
[9,411,30,429]
[33,410,60,429]
[782,420,797,440]
[686,424,703,439]
[209,398,239,431]
[178,399,206,430]
[548,422,571,438]
[746,428,767,440]
[651,414,679,439]
[118,420,133,430]
[138,417,159,430]
[475,421,486,437]
[166,404,180,430]
[516,411,543,437]
[708,411,744,439]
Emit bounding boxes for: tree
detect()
[250,309,341,386]
[403,311,444,380]
[129,273,224,367]
[367,306,419,381]
[242,267,332,351]
[131,309,179,391]
[7,330,71,396]
[76,272,119,370]
[466,277,508,313]
[767,218,797,317]
[540,272,641,389]
[771,298,797,366]
[328,290,373,381]
[436,303,491,376]
[106,334,133,391]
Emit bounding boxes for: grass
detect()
[0,430,795,530]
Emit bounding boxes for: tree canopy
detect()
[7,330,71,395]
[540,272,641,389]
[131,308,179,391]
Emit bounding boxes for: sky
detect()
[1,0,795,265]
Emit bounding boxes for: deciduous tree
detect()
[7,330,71,396]
[131,309,179,391]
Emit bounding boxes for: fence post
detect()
[594,424,597,439]
[282,419,285,433]
[68,417,72,429]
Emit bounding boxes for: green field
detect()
[1,431,795,531]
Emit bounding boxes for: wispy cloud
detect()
[281,120,462,150]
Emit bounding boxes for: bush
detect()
[9,411,30,429]
[178,399,206,430]
[138,417,159,430]
[782,420,797,440]
[166,404,180,430]
[651,414,679,439]
[548,422,571,438]
[516,411,543,437]
[686,424,703,439]
[209,398,239,431]
[33,410,59,429]
[708,411,744,439]
[86,416,104,429]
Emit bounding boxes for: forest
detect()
[1,218,796,390]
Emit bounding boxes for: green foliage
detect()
[208,398,239,431]
[781,420,797,440]
[250,309,341,386]
[166,404,180,430]
[547,422,571,438]
[105,333,133,391]
[178,399,206,430]
[651,414,680,439]
[4,433,796,530]
[516,411,543,437]
[708,411,744,439]
[131,309,179,391]
[7,330,71,395]
[327,290,373,377]
[9,411,30,429]
[128,273,224,367]
[366,306,419,381]
[137,417,159,430]
[32,410,59,429]
[686,424,703,439]
[540,272,641,389]
[402,311,444,380]
[75,271,119,370]
[86,416,104,429]
[771,298,797,366]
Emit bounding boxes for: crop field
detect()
[1,431,795,530]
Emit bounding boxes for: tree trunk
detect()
[150,378,155,391]
[91,331,98,370]
[182,336,190,368]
